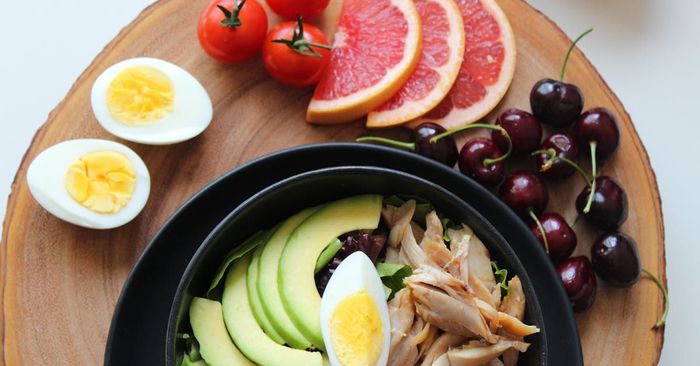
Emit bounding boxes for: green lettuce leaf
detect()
[376,262,413,300]
[207,230,268,298]
[491,260,509,297]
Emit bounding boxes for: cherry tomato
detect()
[267,0,330,19]
[197,0,268,64]
[262,18,331,87]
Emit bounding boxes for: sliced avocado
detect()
[189,297,254,366]
[247,245,286,344]
[223,255,323,366]
[279,194,383,349]
[314,238,343,274]
[257,208,318,349]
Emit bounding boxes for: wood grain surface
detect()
[0,0,665,364]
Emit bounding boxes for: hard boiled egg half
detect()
[320,252,390,366]
[27,139,150,229]
[91,57,213,145]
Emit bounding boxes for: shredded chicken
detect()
[420,333,465,366]
[499,277,526,366]
[381,207,539,366]
[447,227,470,282]
[446,340,529,366]
[408,281,496,343]
[420,212,456,273]
[399,224,428,269]
[485,357,505,366]
[415,323,439,360]
[411,221,425,243]
[383,200,416,248]
[387,289,419,366]
[467,235,500,308]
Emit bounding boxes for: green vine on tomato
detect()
[217,0,247,28]
[272,16,332,57]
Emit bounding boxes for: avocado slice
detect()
[189,297,254,366]
[223,255,323,366]
[247,246,286,345]
[314,238,343,274]
[257,207,318,349]
[279,194,383,349]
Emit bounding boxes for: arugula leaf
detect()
[207,230,268,298]
[177,332,205,366]
[376,262,413,300]
[440,217,452,242]
[491,260,509,296]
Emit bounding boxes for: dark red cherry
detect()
[573,108,620,161]
[591,232,641,287]
[458,138,505,188]
[498,171,549,218]
[356,122,458,167]
[576,176,628,230]
[534,133,580,181]
[557,256,597,312]
[413,123,459,167]
[530,79,583,128]
[492,108,542,155]
[530,212,577,263]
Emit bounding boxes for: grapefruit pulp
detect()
[419,0,516,129]
[306,0,423,124]
[366,0,465,128]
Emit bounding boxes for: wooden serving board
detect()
[0,0,665,364]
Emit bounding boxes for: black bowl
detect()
[166,166,546,365]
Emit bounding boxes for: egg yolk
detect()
[330,291,384,366]
[64,151,136,214]
[106,65,174,125]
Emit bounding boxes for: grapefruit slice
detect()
[306,0,422,124]
[418,0,516,129]
[366,0,465,128]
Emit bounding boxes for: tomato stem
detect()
[218,0,247,28]
[272,16,332,57]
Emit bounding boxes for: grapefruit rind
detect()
[306,0,423,125]
[366,0,465,128]
[414,0,516,130]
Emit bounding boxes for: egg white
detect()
[91,57,213,145]
[319,251,391,366]
[26,139,151,229]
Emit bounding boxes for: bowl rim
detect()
[165,165,547,365]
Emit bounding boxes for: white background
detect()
[0,0,697,364]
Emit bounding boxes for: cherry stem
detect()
[583,141,598,213]
[642,269,669,329]
[559,28,593,81]
[531,149,592,186]
[356,136,415,151]
[528,209,549,253]
[570,214,581,228]
[430,123,512,166]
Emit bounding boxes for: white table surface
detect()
[1,0,696,364]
